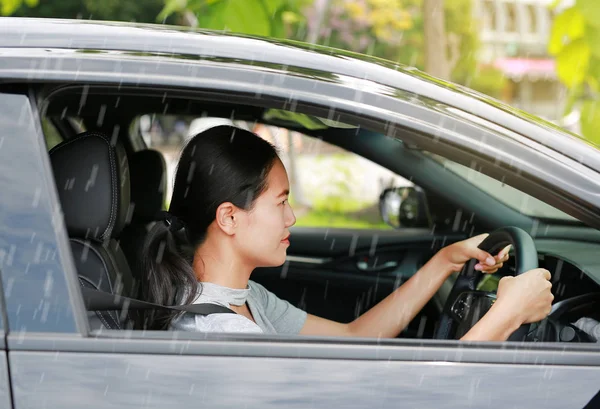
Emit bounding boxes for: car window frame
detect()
[26,84,600,355]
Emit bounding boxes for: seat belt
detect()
[80,287,236,316]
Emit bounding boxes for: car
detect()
[0,16,599,409]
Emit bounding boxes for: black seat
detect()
[50,131,136,330]
[119,149,167,289]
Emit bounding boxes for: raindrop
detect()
[553,259,563,282]
[31,187,41,208]
[452,209,462,231]
[77,85,89,116]
[369,235,379,256]
[84,164,99,192]
[6,244,15,266]
[64,177,75,191]
[416,316,427,338]
[111,125,120,146]
[349,234,359,256]
[33,242,43,263]
[530,219,539,237]
[280,261,289,279]
[94,105,107,128]
[186,161,196,183]
[156,240,166,263]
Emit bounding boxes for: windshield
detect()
[426,153,578,222]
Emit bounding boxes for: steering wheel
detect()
[435,226,538,341]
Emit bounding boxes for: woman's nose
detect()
[285,204,296,227]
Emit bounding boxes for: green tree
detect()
[10,0,171,24]
[548,0,600,144]
[1,0,37,16]
[158,0,309,37]
[308,0,481,87]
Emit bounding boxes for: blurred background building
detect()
[475,0,571,122]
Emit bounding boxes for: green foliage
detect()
[316,0,479,86]
[549,1,600,143]
[158,0,309,37]
[11,0,170,23]
[296,210,389,229]
[1,0,37,16]
[467,66,507,100]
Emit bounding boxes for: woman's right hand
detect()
[495,268,554,324]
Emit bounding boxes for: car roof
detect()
[1,17,599,172]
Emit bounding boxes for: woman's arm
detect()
[299,234,519,339]
[299,241,552,341]
[300,252,455,337]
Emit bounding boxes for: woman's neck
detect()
[193,237,252,289]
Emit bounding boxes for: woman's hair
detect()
[139,125,279,329]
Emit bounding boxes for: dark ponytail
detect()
[140,126,279,329]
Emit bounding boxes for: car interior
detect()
[32,83,600,343]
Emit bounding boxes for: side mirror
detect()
[379,186,431,229]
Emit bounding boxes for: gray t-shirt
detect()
[171,280,307,335]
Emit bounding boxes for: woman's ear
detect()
[215,202,237,235]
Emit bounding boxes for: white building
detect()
[474,0,574,121]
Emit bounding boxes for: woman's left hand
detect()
[439,233,510,275]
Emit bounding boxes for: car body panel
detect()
[0,354,11,409]
[8,346,600,409]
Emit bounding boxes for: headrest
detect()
[128,149,167,223]
[50,131,130,241]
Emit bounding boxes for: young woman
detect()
[141,125,554,341]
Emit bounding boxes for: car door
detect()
[2,50,600,409]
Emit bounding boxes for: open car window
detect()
[133,114,411,229]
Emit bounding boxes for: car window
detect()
[41,117,87,150]
[425,152,577,221]
[134,115,411,229]
[41,118,63,150]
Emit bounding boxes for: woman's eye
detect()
[281,199,288,205]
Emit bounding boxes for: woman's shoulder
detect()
[171,312,263,334]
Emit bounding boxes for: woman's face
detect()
[234,159,296,267]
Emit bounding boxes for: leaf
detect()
[261,0,285,17]
[548,7,585,55]
[576,0,600,28]
[556,39,590,87]
[199,0,272,36]
[157,0,187,22]
[562,83,583,116]
[580,100,600,145]
[24,0,38,7]
[1,0,22,15]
